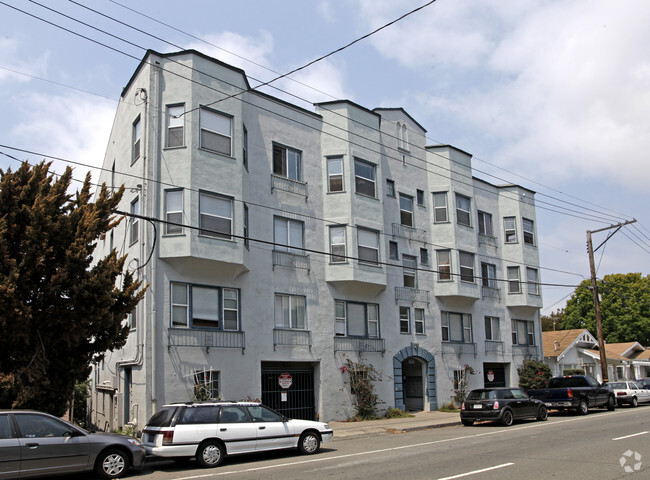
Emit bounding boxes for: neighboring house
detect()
[89,49,543,432]
[541,330,650,382]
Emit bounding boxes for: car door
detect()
[510,388,537,417]
[13,412,89,477]
[217,406,257,454]
[246,405,294,451]
[631,382,650,403]
[0,414,21,479]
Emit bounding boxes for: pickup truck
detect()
[526,375,615,414]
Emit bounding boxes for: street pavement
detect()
[328,410,460,438]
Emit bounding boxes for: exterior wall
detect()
[90,50,543,431]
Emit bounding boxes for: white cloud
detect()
[0,36,49,83]
[9,92,116,185]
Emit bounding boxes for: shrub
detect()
[384,407,413,419]
[518,360,552,390]
[437,402,459,412]
[345,358,383,420]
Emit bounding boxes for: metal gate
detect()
[261,362,315,420]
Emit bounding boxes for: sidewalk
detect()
[328,410,460,439]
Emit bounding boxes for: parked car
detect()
[0,409,144,479]
[142,401,333,467]
[526,375,615,414]
[607,381,650,407]
[460,387,548,426]
[636,378,650,389]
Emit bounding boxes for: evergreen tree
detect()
[0,161,145,415]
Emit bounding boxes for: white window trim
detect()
[399,306,410,333]
[433,192,448,223]
[354,158,376,198]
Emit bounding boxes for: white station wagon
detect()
[142,401,333,467]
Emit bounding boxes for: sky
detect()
[1,0,649,315]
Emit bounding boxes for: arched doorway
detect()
[393,345,437,411]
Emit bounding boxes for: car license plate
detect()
[545,402,552,407]
[473,404,483,409]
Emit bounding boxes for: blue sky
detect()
[1,0,649,314]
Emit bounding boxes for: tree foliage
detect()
[344,358,383,420]
[0,161,145,415]
[559,273,650,345]
[518,360,552,390]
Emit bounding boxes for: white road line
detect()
[437,463,515,480]
[613,431,648,441]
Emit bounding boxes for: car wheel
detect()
[298,431,321,454]
[196,440,225,468]
[631,397,638,408]
[500,409,514,426]
[578,399,589,415]
[537,405,548,421]
[461,419,474,426]
[607,395,616,411]
[95,448,129,480]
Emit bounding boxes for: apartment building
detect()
[90,49,542,431]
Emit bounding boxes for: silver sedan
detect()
[608,381,650,407]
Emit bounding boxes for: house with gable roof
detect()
[541,329,600,377]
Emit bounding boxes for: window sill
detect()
[327,190,346,194]
[355,192,379,201]
[197,234,235,242]
[162,233,186,238]
[163,145,187,151]
[198,147,234,159]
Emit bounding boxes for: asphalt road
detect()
[127,406,650,480]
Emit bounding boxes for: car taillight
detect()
[461,403,465,410]
[617,392,626,396]
[567,388,573,398]
[493,401,500,410]
[162,430,174,445]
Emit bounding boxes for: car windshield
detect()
[146,407,177,427]
[608,382,626,389]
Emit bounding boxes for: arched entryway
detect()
[393,345,437,411]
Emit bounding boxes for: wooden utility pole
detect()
[586,219,636,382]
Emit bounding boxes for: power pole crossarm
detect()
[586,219,637,383]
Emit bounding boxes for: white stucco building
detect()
[90,50,543,431]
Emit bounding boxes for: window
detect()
[455,194,471,226]
[242,125,248,169]
[354,158,376,197]
[330,226,346,263]
[344,302,379,338]
[403,255,417,288]
[523,218,535,245]
[0,415,11,440]
[504,217,517,243]
[274,217,304,254]
[459,251,475,283]
[275,294,306,329]
[335,300,346,336]
[273,144,302,181]
[199,192,232,239]
[437,250,451,281]
[527,267,539,295]
[357,228,379,265]
[170,282,239,330]
[166,104,184,148]
[420,248,429,265]
[481,263,497,288]
[327,156,343,192]
[507,266,521,294]
[399,306,410,333]
[416,189,425,206]
[386,179,395,197]
[200,107,232,156]
[130,197,139,244]
[512,319,534,345]
[165,189,183,235]
[132,116,141,162]
[389,241,399,260]
[243,204,249,249]
[478,211,493,236]
[433,192,448,223]
[193,370,220,400]
[128,306,136,331]
[415,308,425,334]
[399,193,414,226]
[15,414,71,438]
[485,316,500,341]
[441,312,472,343]
[397,123,408,150]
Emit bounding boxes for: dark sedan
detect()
[460,387,548,426]
[0,410,144,479]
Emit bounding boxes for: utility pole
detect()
[586,219,636,383]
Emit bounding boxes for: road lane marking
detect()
[613,431,648,441]
[171,409,649,480]
[437,463,514,480]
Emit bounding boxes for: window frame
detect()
[130,197,139,245]
[243,204,249,249]
[389,240,399,260]
[193,370,220,400]
[420,247,429,265]
[274,294,307,330]
[507,266,521,294]
[273,143,302,181]
[357,227,379,265]
[441,312,472,343]
[504,216,517,244]
[527,267,539,295]
[200,107,232,156]
[399,193,414,227]
[523,218,535,246]
[403,254,417,288]
[416,189,425,207]
[242,124,248,170]
[199,191,233,239]
[478,211,493,236]
[455,193,472,227]
[273,216,304,254]
[485,316,500,341]
[132,116,141,164]
[432,192,448,223]
[329,225,347,263]
[327,156,344,192]
[459,251,475,283]
[399,306,410,333]
[354,158,376,198]
[437,249,452,281]
[386,179,396,197]
[414,308,425,334]
[512,319,535,346]
[170,282,240,331]
[481,262,497,288]
[340,301,380,338]
[166,104,185,148]
[164,189,183,235]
